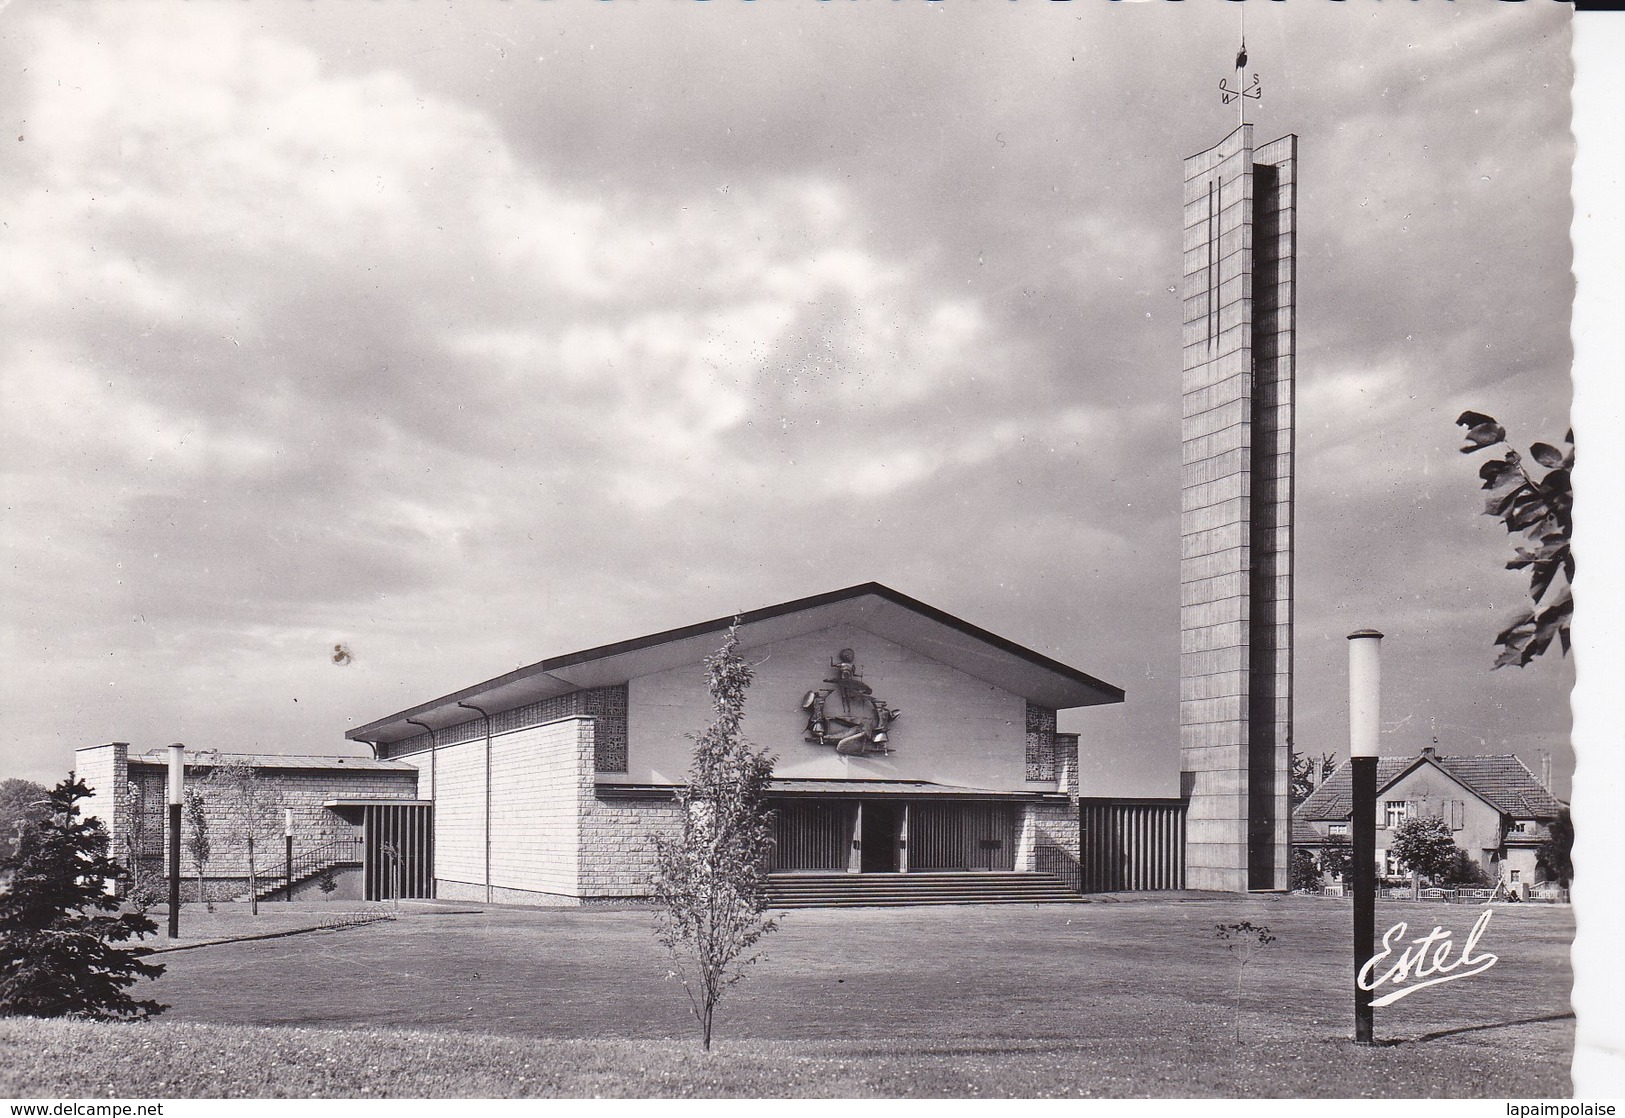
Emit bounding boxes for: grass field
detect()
[0,894,1575,1098]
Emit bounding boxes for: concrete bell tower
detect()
[1177,61,1298,892]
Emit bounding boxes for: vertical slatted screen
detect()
[768,801,1020,873]
[363,803,435,901]
[909,804,1015,872]
[1078,798,1187,893]
[769,801,852,871]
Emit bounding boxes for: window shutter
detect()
[1450,800,1464,830]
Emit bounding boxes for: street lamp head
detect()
[1347,631,1383,759]
[167,742,185,806]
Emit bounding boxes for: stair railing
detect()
[251,835,364,900]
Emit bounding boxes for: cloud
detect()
[0,2,1575,802]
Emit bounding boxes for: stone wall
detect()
[579,796,683,899]
[134,864,366,904]
[1055,732,1081,798]
[1022,732,1081,887]
[76,746,416,880]
[73,743,128,853]
[397,716,684,904]
[124,761,417,877]
[1017,801,1082,882]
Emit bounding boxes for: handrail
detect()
[245,836,365,901]
[290,836,363,878]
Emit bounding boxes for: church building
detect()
[345,583,1124,906]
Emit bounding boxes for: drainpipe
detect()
[459,702,493,904]
[405,719,436,801]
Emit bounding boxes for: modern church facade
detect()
[345,584,1124,906]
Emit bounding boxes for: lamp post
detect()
[167,743,184,939]
[284,809,295,902]
[1347,630,1383,1045]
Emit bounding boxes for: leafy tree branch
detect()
[1455,411,1573,668]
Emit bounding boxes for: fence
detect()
[1077,797,1187,893]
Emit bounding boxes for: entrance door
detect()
[908,803,1015,871]
[769,800,851,872]
[860,801,902,873]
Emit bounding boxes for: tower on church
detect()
[1178,73,1298,892]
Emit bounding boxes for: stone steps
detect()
[764,871,1083,909]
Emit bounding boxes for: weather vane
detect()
[1219,39,1261,126]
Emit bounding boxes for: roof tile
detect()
[1297,753,1564,821]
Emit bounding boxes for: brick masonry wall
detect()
[578,797,683,899]
[435,879,585,907]
[489,718,591,897]
[414,735,484,886]
[123,761,418,877]
[397,716,595,900]
[73,743,128,853]
[1016,801,1082,873]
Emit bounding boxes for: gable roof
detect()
[1298,759,1411,820]
[346,582,1124,745]
[1291,817,1325,844]
[1298,752,1565,821]
[1424,755,1565,817]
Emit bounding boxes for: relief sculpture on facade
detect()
[799,648,901,756]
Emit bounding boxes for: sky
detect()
[0,0,1577,799]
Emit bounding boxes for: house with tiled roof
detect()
[1295,745,1566,893]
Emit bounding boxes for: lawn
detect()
[0,894,1574,1098]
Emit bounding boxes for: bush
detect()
[125,877,166,912]
[1537,808,1572,888]
[1290,849,1321,892]
[1437,848,1490,887]
[1318,839,1352,882]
